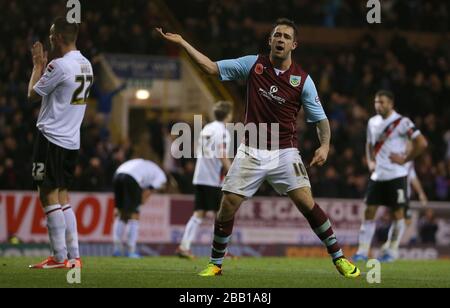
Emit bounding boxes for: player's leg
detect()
[199,145,266,276]
[287,187,343,258]
[126,211,141,258]
[30,131,68,269]
[178,185,208,258]
[199,192,245,276]
[59,189,81,268]
[177,210,204,258]
[379,208,405,262]
[354,205,378,261]
[354,179,384,261]
[112,174,126,256]
[268,149,359,278]
[379,177,408,262]
[287,187,359,277]
[124,175,144,258]
[112,209,127,256]
[30,186,68,268]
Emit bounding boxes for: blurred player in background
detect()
[157,18,361,278]
[354,90,428,263]
[379,160,428,258]
[28,17,93,269]
[112,158,167,258]
[176,101,232,259]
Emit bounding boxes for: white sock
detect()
[126,220,139,254]
[113,217,126,252]
[45,204,67,262]
[387,219,406,257]
[180,216,203,251]
[62,204,80,259]
[356,220,376,257]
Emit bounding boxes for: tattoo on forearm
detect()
[316,119,331,147]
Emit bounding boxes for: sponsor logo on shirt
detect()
[258,86,286,105]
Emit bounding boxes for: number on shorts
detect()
[293,162,307,177]
[32,163,45,180]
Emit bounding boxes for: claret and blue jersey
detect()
[216,54,327,149]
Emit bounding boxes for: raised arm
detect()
[28,42,47,102]
[156,28,218,75]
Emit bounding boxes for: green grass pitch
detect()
[1,257,449,288]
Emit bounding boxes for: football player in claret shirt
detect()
[157,18,360,278]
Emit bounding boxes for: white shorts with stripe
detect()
[222,144,311,198]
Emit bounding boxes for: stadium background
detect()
[0,0,449,260]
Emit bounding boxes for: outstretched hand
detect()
[155,28,184,45]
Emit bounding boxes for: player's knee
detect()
[120,212,131,222]
[38,187,58,207]
[365,206,377,220]
[58,189,69,205]
[392,208,404,220]
[288,188,315,214]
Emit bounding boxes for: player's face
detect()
[49,25,61,52]
[269,25,297,60]
[374,95,394,117]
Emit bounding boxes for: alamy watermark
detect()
[170,115,282,168]
[66,0,81,24]
[367,0,381,24]
[67,268,81,284]
[366,259,381,284]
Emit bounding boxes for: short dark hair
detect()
[53,17,79,43]
[375,90,395,102]
[271,18,299,40]
[213,101,233,121]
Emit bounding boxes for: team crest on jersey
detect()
[255,63,264,75]
[289,75,301,87]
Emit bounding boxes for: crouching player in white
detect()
[353,90,428,263]
[176,101,233,259]
[28,18,93,269]
[112,159,167,258]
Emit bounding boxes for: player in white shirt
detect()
[353,90,428,263]
[176,101,233,259]
[28,18,93,269]
[112,159,167,258]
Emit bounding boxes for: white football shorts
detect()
[222,144,311,198]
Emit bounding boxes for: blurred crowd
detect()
[168,0,450,201]
[168,0,449,40]
[0,0,449,203]
[0,0,169,191]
